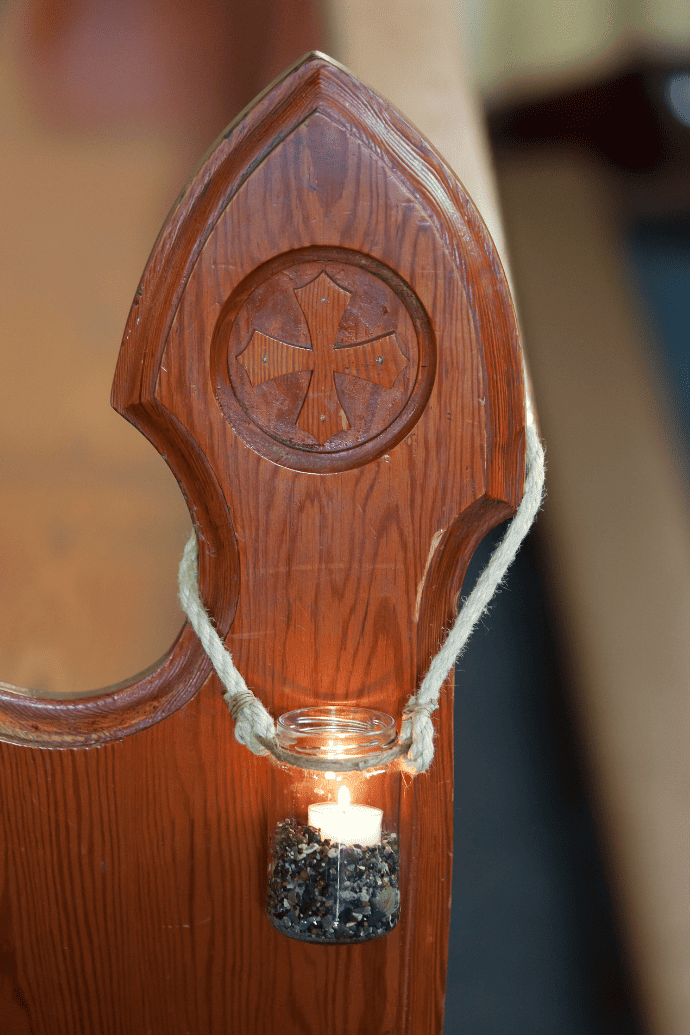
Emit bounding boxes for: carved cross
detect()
[238,271,408,444]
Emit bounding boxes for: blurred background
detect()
[0,1,688,1033]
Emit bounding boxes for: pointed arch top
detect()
[0,52,524,750]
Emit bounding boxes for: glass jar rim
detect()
[276,705,397,761]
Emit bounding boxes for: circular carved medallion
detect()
[212,248,435,473]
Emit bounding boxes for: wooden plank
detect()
[0,47,525,1035]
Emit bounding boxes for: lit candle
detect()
[308,785,382,847]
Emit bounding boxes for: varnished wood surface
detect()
[0,684,452,1035]
[0,54,525,1034]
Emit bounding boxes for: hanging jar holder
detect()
[266,706,401,943]
[177,418,545,776]
[177,413,544,944]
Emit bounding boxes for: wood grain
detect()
[0,53,525,1034]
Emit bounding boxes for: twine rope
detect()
[178,416,544,775]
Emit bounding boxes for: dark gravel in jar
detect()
[267,819,400,943]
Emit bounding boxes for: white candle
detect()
[308,785,382,847]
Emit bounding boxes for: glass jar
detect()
[266,706,402,944]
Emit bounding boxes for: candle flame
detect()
[337,784,351,808]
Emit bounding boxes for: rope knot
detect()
[402,695,434,720]
[400,696,436,774]
[226,690,257,722]
[225,690,275,756]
